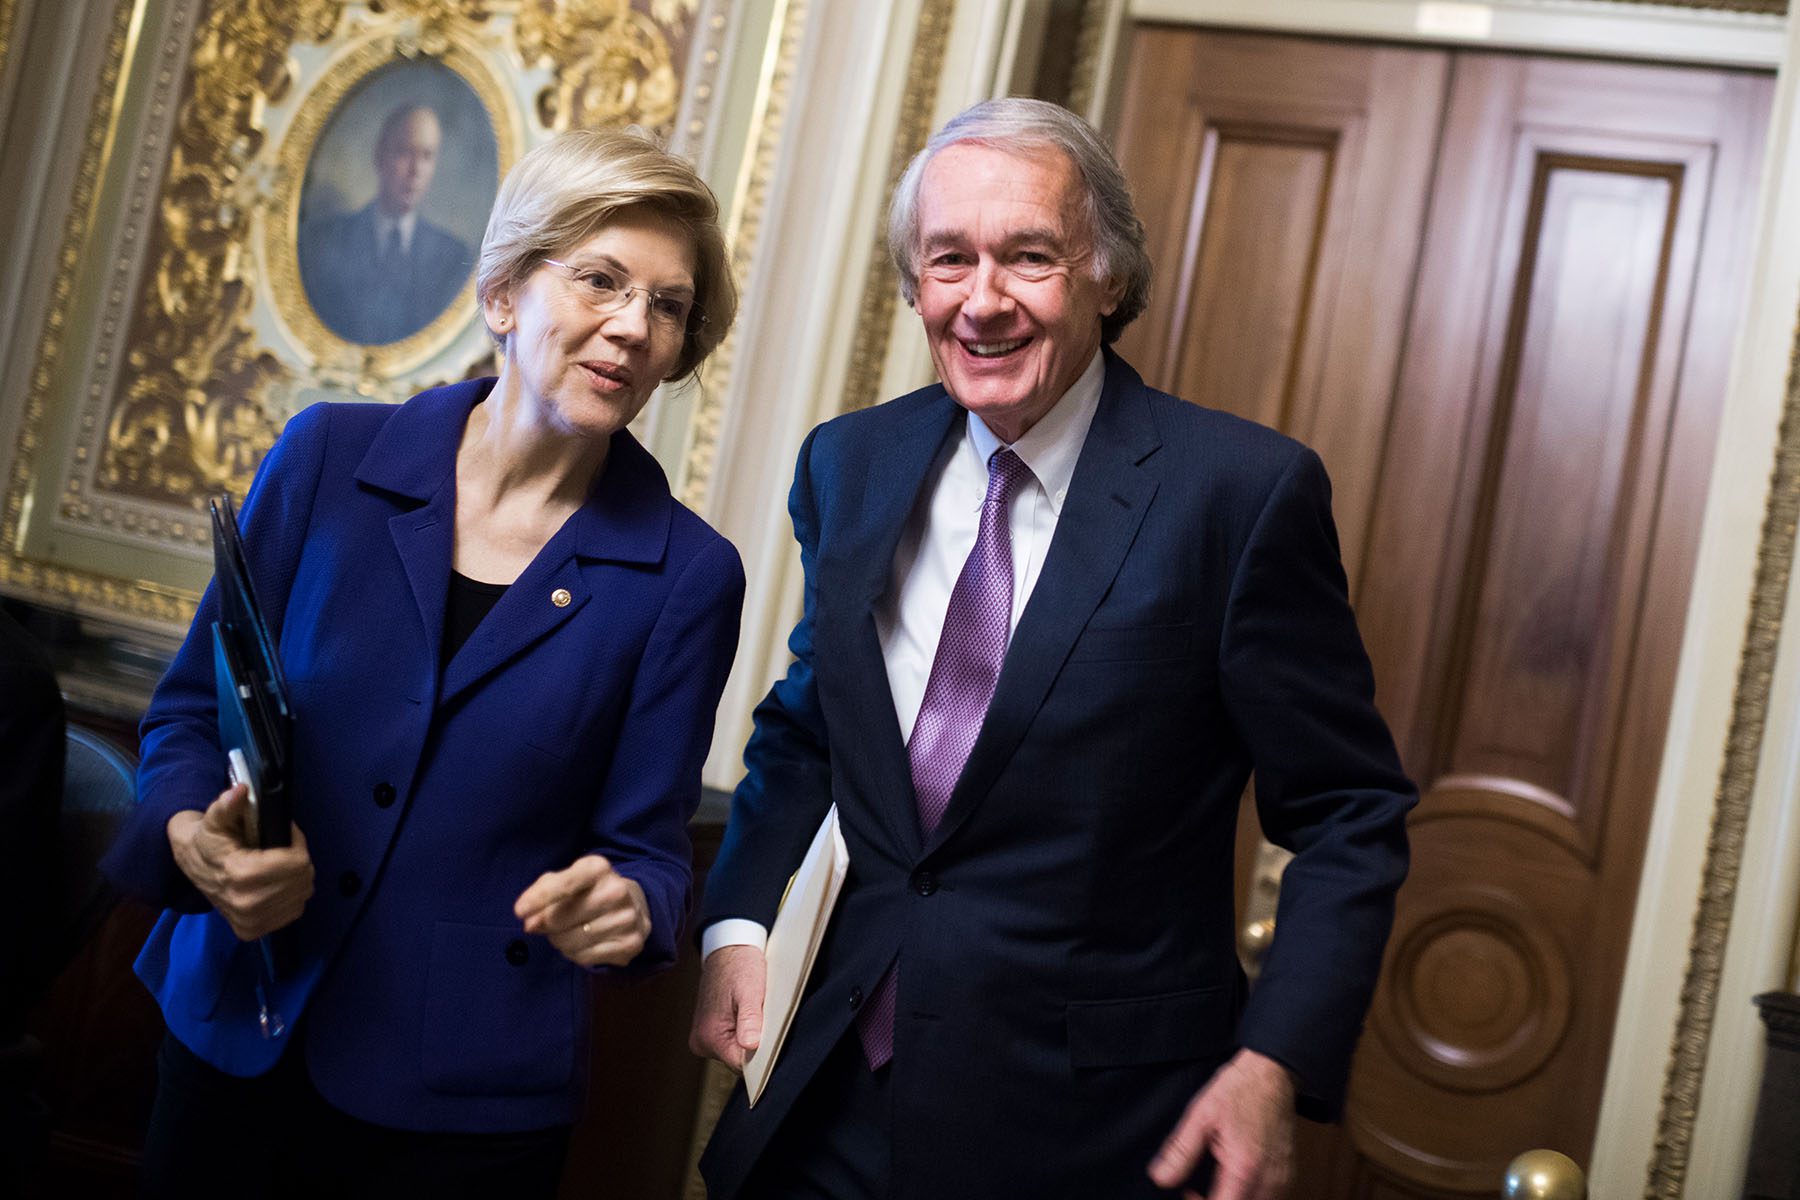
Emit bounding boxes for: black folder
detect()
[209,495,293,850]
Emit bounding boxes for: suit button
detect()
[373,781,396,808]
[505,939,530,967]
[912,869,938,896]
[848,986,863,1010]
[337,870,361,898]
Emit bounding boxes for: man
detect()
[299,103,473,345]
[691,98,1415,1200]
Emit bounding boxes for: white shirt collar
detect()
[965,350,1105,516]
[375,210,418,251]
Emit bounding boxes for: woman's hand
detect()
[166,783,315,940]
[513,855,651,968]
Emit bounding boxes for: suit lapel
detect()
[830,393,961,859]
[924,355,1162,856]
[388,488,455,705]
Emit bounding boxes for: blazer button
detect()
[338,870,361,898]
[848,986,863,1010]
[911,868,938,897]
[505,939,530,967]
[372,781,396,808]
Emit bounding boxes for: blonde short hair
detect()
[477,129,735,379]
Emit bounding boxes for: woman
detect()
[103,129,744,1197]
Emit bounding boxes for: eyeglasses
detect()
[541,259,704,333]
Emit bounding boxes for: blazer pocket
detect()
[1066,985,1232,1069]
[1066,621,1196,664]
[421,921,576,1096]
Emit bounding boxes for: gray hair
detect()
[477,129,736,380]
[887,97,1150,344]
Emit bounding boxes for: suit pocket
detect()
[1066,622,1195,664]
[421,921,577,1096]
[1066,985,1232,1069]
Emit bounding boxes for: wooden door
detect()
[1109,26,1773,1196]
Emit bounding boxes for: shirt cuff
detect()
[701,919,769,960]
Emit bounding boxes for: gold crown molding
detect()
[839,0,956,416]
[0,0,190,623]
[677,0,805,512]
[1643,317,1800,1196]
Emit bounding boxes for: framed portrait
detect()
[1,0,767,633]
[274,45,504,368]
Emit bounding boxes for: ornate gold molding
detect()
[1644,319,1800,1194]
[0,0,193,624]
[517,0,693,132]
[677,0,806,511]
[840,0,956,415]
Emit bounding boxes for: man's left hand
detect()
[1148,1048,1296,1199]
[513,854,651,968]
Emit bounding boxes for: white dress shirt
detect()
[703,351,1106,958]
[374,210,418,256]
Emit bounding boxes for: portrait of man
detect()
[298,103,475,346]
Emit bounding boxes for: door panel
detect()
[1111,29,1448,587]
[1342,53,1769,1191]
[1108,27,1773,1197]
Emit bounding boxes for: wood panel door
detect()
[1109,26,1772,1197]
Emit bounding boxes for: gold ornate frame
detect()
[1,0,733,631]
[263,34,519,379]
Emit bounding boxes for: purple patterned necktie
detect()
[857,447,1032,1070]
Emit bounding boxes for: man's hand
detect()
[167,783,314,941]
[688,944,766,1072]
[514,854,651,968]
[1148,1048,1296,1199]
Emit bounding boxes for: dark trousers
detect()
[140,1032,570,1200]
[739,1032,893,1200]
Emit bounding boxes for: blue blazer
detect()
[700,350,1414,1198]
[103,379,744,1133]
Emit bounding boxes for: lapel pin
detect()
[551,588,572,608]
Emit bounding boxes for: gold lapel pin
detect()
[551,588,572,608]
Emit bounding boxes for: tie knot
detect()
[985,448,1031,506]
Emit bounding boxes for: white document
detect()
[745,804,849,1106]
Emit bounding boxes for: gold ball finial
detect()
[1502,1150,1586,1200]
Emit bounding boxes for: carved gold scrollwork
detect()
[98,0,346,503]
[516,0,697,136]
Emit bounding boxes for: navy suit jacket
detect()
[103,379,744,1132]
[699,350,1414,1197]
[298,203,473,345]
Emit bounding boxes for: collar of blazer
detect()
[352,377,676,707]
[352,375,674,566]
[843,346,1167,859]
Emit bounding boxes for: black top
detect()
[443,571,509,668]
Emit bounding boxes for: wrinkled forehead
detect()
[917,139,1092,248]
